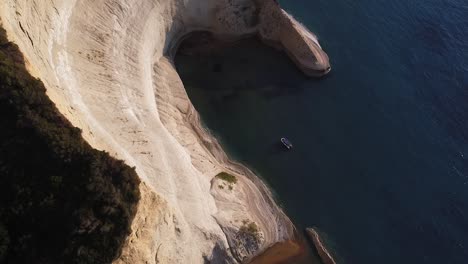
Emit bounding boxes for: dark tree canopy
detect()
[0,26,140,264]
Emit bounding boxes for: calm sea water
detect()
[175,0,468,263]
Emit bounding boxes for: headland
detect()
[0,0,329,262]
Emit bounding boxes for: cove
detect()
[175,0,468,261]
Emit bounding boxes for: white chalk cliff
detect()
[0,0,329,263]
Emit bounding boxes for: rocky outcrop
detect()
[306,228,337,264]
[258,0,331,76]
[0,0,329,262]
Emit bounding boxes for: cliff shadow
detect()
[174,32,317,103]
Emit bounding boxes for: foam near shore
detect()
[0,0,330,262]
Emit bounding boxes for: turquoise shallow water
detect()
[175,0,468,263]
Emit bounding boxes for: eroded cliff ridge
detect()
[0,0,329,262]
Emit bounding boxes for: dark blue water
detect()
[175,0,468,263]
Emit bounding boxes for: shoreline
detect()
[159,1,332,257]
[154,54,296,261]
[161,14,326,259]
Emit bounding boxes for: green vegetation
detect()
[0,26,140,263]
[237,220,261,246]
[216,172,238,184]
[240,221,259,238]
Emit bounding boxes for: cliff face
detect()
[0,0,329,263]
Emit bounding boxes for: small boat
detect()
[280,137,293,149]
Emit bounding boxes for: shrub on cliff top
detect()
[216,172,238,184]
[240,221,259,238]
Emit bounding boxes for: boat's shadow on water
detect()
[267,141,292,155]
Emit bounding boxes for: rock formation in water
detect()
[306,228,337,264]
[0,0,330,263]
